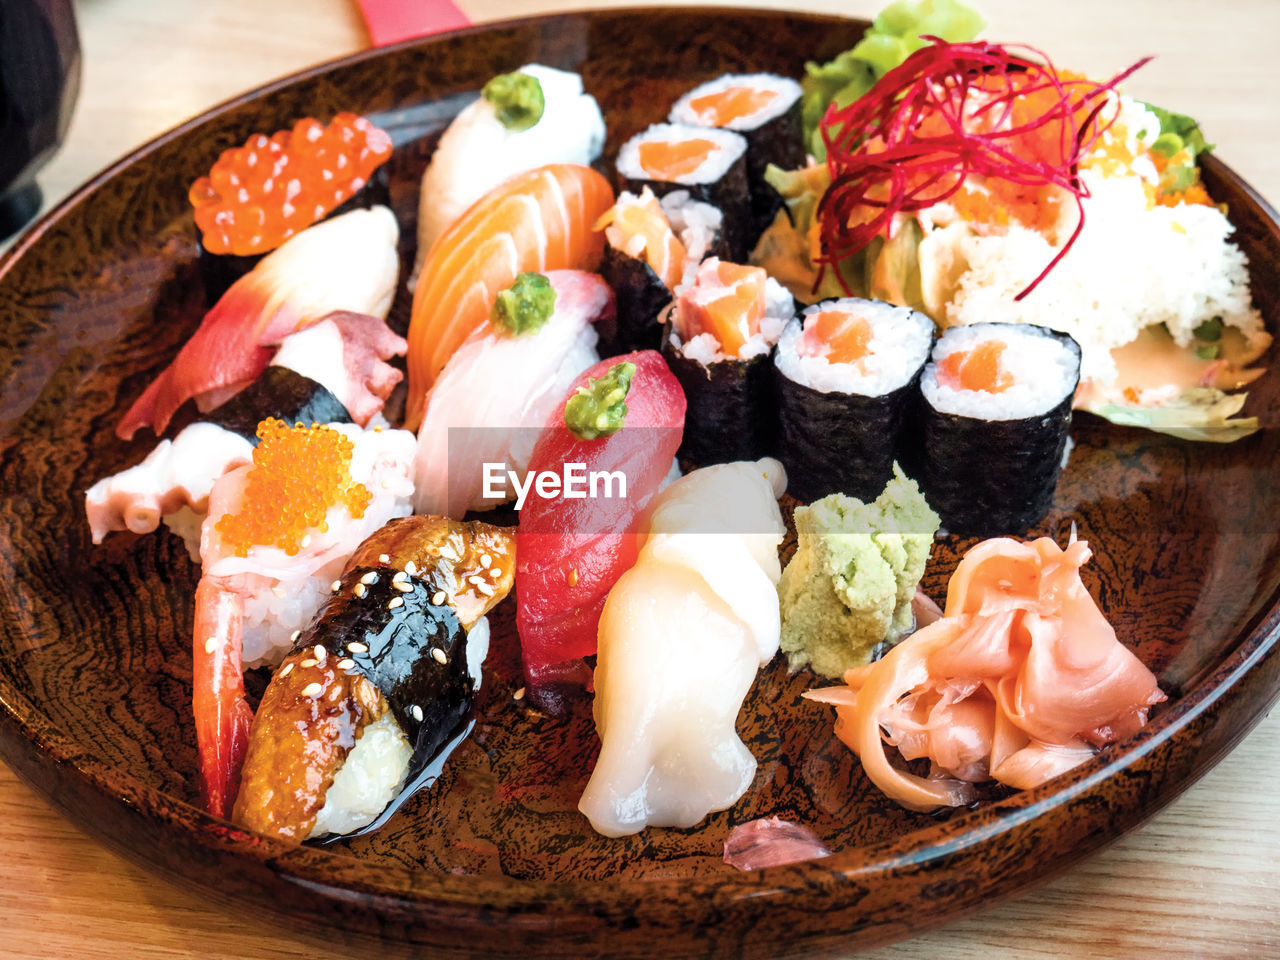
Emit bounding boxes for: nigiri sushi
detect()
[405,164,614,427]
[191,418,416,817]
[515,351,685,703]
[578,458,787,837]
[412,269,611,517]
[410,64,605,285]
[805,536,1166,812]
[87,311,406,547]
[233,516,515,841]
[118,206,400,440]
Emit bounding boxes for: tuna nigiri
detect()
[515,350,685,703]
[118,206,399,440]
[405,164,614,427]
[412,270,611,518]
[806,536,1166,812]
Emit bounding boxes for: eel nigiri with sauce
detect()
[232,515,515,841]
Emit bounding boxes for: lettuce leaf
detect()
[801,0,985,158]
[1081,388,1259,443]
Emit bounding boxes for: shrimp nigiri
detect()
[404,164,614,427]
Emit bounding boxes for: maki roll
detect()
[232,515,515,841]
[916,323,1082,535]
[593,187,725,354]
[774,298,934,503]
[662,258,792,467]
[616,123,752,260]
[189,113,393,303]
[668,73,804,239]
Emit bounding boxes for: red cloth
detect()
[356,0,472,46]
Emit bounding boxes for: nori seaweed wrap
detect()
[205,365,352,442]
[915,323,1082,536]
[773,300,933,503]
[668,73,805,241]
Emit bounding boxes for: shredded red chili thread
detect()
[816,40,1151,300]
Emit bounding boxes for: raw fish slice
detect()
[411,64,605,282]
[412,270,611,517]
[578,458,786,837]
[405,164,614,426]
[117,207,399,440]
[514,350,685,701]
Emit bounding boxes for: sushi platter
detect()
[1,4,1279,958]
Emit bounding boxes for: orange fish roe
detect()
[688,86,777,126]
[938,341,1015,394]
[189,113,392,257]
[638,138,718,181]
[215,419,373,557]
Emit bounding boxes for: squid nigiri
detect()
[87,311,406,546]
[117,206,399,440]
[805,536,1166,812]
[578,458,787,837]
[233,516,515,841]
[192,418,416,817]
[515,350,685,701]
[405,164,614,427]
[412,270,611,518]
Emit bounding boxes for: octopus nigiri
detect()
[233,515,515,841]
[578,458,787,837]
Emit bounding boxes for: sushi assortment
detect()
[81,2,1271,854]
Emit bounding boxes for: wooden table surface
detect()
[4,0,1279,957]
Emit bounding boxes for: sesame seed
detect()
[480,553,492,569]
[313,644,326,661]
[289,630,300,643]
[203,636,218,654]
[468,575,485,586]
[513,687,526,701]
[410,704,424,722]
[391,570,408,583]
[404,560,418,576]
[301,658,317,668]
[301,534,312,548]
[431,590,446,606]
[347,641,369,653]
[301,682,323,698]
[337,658,355,671]
[476,581,494,597]
[393,580,413,593]
[378,553,390,564]
[388,596,404,610]
[353,582,367,599]
[272,586,286,599]
[279,662,294,678]
[331,580,342,592]
[488,566,502,579]
[431,647,448,664]
[360,570,379,585]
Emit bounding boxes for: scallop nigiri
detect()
[412,269,612,517]
[405,164,614,427]
[578,458,787,837]
[117,206,399,440]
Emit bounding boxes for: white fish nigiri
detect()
[410,64,606,285]
[412,270,611,517]
[579,458,787,837]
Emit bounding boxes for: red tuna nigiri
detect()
[515,350,684,705]
[405,163,614,428]
[117,206,399,440]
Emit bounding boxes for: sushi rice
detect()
[675,273,794,364]
[617,123,748,187]
[669,73,802,133]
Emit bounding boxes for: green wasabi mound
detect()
[779,465,940,678]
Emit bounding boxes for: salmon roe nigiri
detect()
[189,113,392,257]
[638,138,719,180]
[687,85,779,126]
[937,341,1015,393]
[214,419,373,557]
[676,259,767,358]
[798,310,873,365]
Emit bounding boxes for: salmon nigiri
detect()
[806,536,1165,812]
[405,163,614,428]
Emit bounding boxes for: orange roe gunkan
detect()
[215,419,373,557]
[189,113,392,257]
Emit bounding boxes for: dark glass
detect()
[0,0,80,240]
